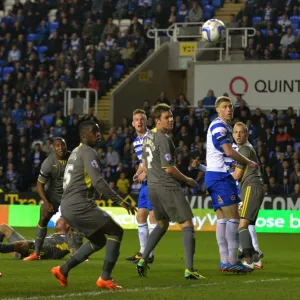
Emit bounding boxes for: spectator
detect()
[187,1,203,22]
[116,172,130,195]
[280,26,295,49]
[290,162,300,185]
[106,145,120,168]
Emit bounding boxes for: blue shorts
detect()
[138,182,152,211]
[205,171,240,211]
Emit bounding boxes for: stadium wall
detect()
[111,44,185,124]
[187,61,300,108]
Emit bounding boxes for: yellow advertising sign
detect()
[179,42,197,56]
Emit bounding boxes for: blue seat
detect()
[27,34,39,42]
[115,64,124,73]
[49,21,59,29]
[212,0,222,8]
[261,29,268,36]
[291,22,299,30]
[42,115,53,126]
[0,60,5,66]
[113,71,122,80]
[204,5,214,12]
[274,29,278,34]
[203,12,213,20]
[294,29,300,36]
[2,67,14,78]
[288,53,299,59]
[252,16,262,24]
[290,16,300,23]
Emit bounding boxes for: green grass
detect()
[0,229,299,300]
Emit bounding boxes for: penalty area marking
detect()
[4,277,290,300]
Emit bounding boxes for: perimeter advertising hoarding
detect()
[192,63,300,107]
[2,206,299,233]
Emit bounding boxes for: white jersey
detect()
[206,117,234,173]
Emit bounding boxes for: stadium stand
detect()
[0,0,299,198]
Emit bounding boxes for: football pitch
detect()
[0,229,299,300]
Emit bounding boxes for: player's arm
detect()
[82,149,136,214]
[231,146,250,181]
[160,135,198,188]
[213,125,257,168]
[37,159,53,211]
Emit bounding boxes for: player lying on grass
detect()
[0,217,79,259]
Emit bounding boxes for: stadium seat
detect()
[2,67,14,78]
[115,64,124,73]
[293,29,299,36]
[204,5,214,12]
[38,46,48,60]
[290,16,300,23]
[113,71,122,80]
[42,115,53,126]
[274,29,278,34]
[288,53,299,59]
[120,19,131,27]
[261,29,268,36]
[0,60,5,66]
[27,34,40,42]
[113,19,120,26]
[212,0,222,8]
[252,16,262,24]
[291,23,299,30]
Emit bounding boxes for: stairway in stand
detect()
[215,0,247,24]
[96,72,131,135]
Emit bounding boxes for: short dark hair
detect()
[79,121,97,137]
[53,137,66,143]
[152,104,170,120]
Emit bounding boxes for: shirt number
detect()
[63,164,74,189]
[145,147,153,169]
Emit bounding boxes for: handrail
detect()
[147,23,256,61]
[193,47,224,61]
[225,27,256,60]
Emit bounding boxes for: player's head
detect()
[79,121,101,147]
[53,137,67,159]
[215,96,233,122]
[152,104,173,132]
[233,122,248,145]
[132,109,147,134]
[55,217,70,232]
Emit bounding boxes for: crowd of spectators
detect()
[230,0,300,59]
[0,0,216,194]
[1,87,300,198]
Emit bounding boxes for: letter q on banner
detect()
[229,76,248,96]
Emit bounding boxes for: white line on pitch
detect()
[3,277,291,300]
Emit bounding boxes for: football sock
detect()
[142,225,166,261]
[182,226,195,270]
[149,223,156,257]
[60,241,102,277]
[7,231,24,243]
[216,218,228,264]
[138,222,149,254]
[0,243,14,253]
[226,219,239,265]
[249,225,260,251]
[238,227,253,264]
[34,226,47,255]
[101,235,123,280]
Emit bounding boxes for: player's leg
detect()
[170,190,204,280]
[137,189,169,276]
[215,209,229,271]
[239,185,264,270]
[0,240,30,256]
[147,208,156,263]
[0,224,26,243]
[0,224,27,258]
[24,201,57,261]
[248,225,262,253]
